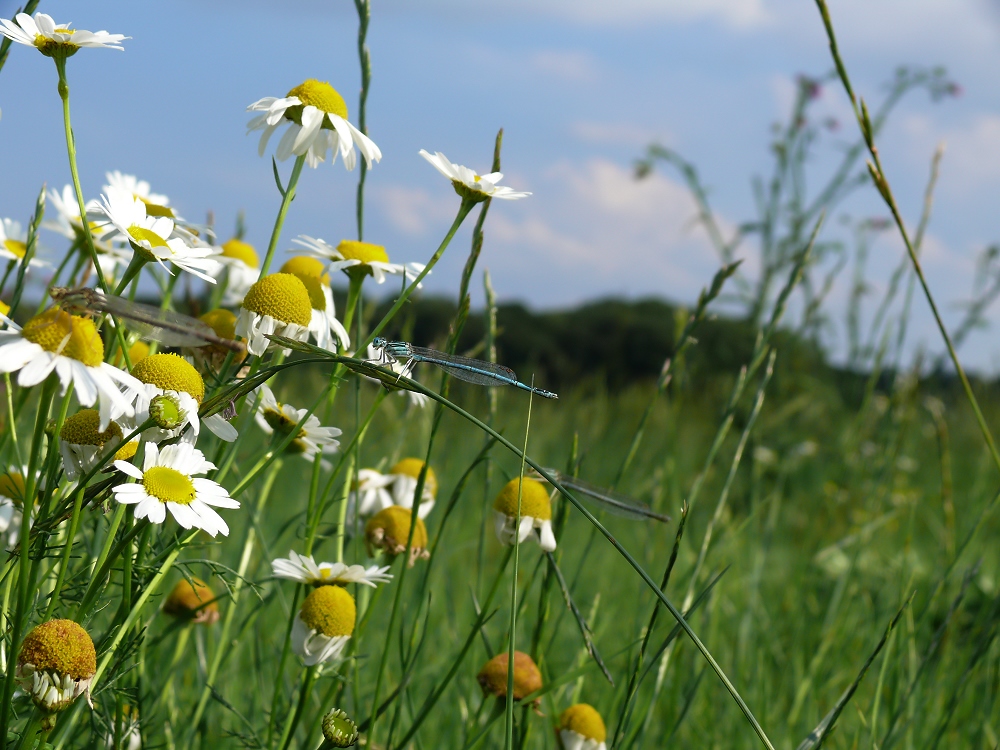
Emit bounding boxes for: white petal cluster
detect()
[112,443,239,537]
[290,616,350,667]
[271,550,392,588]
[293,235,425,286]
[0,13,127,52]
[420,149,531,200]
[247,96,381,170]
[494,511,557,552]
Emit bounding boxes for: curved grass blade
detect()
[794,591,914,750]
[545,550,613,684]
[542,470,671,523]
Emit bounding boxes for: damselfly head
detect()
[372,337,388,349]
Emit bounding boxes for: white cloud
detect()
[529,51,603,83]
[509,0,770,28]
[478,158,739,305]
[376,185,457,236]
[901,113,1000,192]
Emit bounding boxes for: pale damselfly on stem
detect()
[537,469,671,523]
[50,287,245,353]
[368,337,558,399]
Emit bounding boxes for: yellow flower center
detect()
[200,309,237,340]
[114,440,139,462]
[18,619,96,680]
[365,506,428,550]
[280,256,330,311]
[0,300,9,318]
[285,79,349,124]
[22,308,104,367]
[390,458,437,498]
[34,36,81,58]
[3,239,26,259]
[262,407,309,453]
[127,341,150,363]
[138,197,175,218]
[337,240,389,265]
[493,477,552,520]
[132,353,205,403]
[221,238,260,269]
[558,704,607,742]
[60,409,123,446]
[128,224,169,260]
[299,584,356,637]
[242,273,313,327]
[142,466,196,505]
[0,472,25,505]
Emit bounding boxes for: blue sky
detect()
[1,0,1000,368]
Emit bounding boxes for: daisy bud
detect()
[321,707,359,748]
[150,392,185,430]
[557,704,607,750]
[493,478,557,552]
[364,506,430,566]
[16,619,96,713]
[163,576,220,624]
[477,651,543,702]
[292,585,356,666]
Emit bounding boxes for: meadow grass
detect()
[0,1,999,748]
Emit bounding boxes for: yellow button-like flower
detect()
[477,651,543,701]
[16,619,96,712]
[236,273,313,356]
[493,477,557,552]
[365,506,430,566]
[292,584,356,666]
[132,353,205,403]
[163,576,220,624]
[558,704,607,750]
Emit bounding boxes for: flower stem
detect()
[277,666,317,750]
[0,378,56,740]
[504,395,534,750]
[363,198,475,348]
[353,0,372,241]
[260,154,306,276]
[189,459,282,733]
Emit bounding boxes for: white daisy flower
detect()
[112,442,239,537]
[292,585,356,667]
[272,550,392,588]
[247,78,381,170]
[280,255,350,351]
[492,477,557,552]
[104,171,172,215]
[127,352,238,443]
[16,619,96,714]
[218,238,261,307]
[44,186,126,278]
[0,309,142,430]
[0,13,127,56]
[420,149,531,202]
[236,273,312,356]
[0,218,47,268]
[293,235,424,286]
[253,383,341,459]
[58,408,138,480]
[96,186,221,283]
